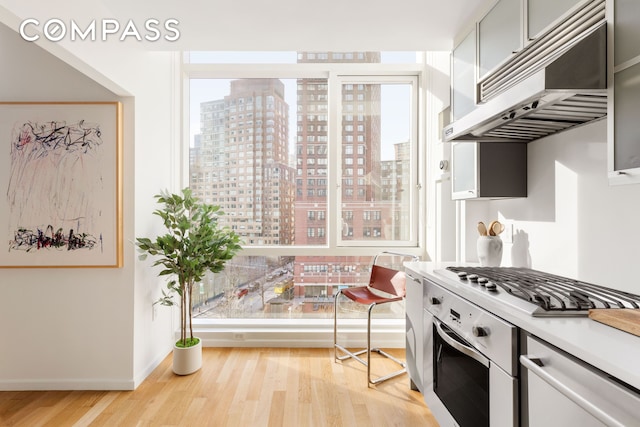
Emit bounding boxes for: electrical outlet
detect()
[233,333,244,341]
[503,223,514,243]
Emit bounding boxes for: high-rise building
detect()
[191,78,295,246]
[381,141,411,241]
[294,52,385,306]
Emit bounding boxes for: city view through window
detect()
[187,52,420,319]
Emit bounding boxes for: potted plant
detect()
[136,188,242,375]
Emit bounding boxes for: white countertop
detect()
[405,261,640,392]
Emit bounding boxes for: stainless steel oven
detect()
[417,266,640,427]
[423,277,518,427]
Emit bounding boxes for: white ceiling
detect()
[0,0,490,51]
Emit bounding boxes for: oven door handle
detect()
[434,318,489,368]
[520,355,626,427]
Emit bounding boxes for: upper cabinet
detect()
[451,142,527,200]
[527,0,584,42]
[454,0,603,105]
[476,0,594,88]
[452,29,477,122]
[478,0,522,80]
[612,0,640,66]
[447,0,609,198]
[608,0,640,184]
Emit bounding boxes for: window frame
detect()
[182,58,425,260]
[334,74,420,248]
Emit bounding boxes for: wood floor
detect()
[0,348,439,427]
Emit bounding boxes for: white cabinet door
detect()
[527,0,583,41]
[451,142,478,199]
[478,0,522,79]
[613,0,640,67]
[613,64,640,171]
[452,29,476,121]
[608,0,640,184]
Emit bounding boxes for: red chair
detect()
[333,252,419,386]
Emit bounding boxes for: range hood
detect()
[444,23,607,143]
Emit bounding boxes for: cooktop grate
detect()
[446,267,640,312]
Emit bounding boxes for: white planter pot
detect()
[172,338,202,375]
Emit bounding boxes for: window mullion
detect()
[328,71,341,248]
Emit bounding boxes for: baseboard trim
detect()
[0,378,136,391]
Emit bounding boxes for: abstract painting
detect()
[0,102,122,267]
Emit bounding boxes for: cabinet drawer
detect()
[521,335,640,427]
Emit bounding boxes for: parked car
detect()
[236,288,248,298]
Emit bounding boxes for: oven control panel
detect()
[424,277,517,375]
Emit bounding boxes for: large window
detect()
[337,76,418,246]
[184,52,423,320]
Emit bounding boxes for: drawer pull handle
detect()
[520,355,626,427]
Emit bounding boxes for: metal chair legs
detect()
[334,291,406,386]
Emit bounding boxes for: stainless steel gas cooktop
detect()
[435,266,640,317]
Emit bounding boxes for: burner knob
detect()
[472,326,489,337]
[430,297,442,305]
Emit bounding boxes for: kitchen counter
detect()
[405,261,640,392]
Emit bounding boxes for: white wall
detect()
[424,52,458,263]
[0,18,178,389]
[0,22,134,389]
[464,119,640,295]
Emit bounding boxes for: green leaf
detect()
[136,188,243,340]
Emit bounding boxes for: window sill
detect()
[190,318,406,348]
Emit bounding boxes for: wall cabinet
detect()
[451,29,476,122]
[478,0,521,79]
[448,0,605,196]
[451,142,527,200]
[472,0,592,96]
[527,0,583,42]
[613,65,640,172]
[612,0,640,66]
[608,0,640,184]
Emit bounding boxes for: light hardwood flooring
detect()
[0,348,439,427]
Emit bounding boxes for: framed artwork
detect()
[0,102,123,268]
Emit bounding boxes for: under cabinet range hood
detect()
[444,23,607,143]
